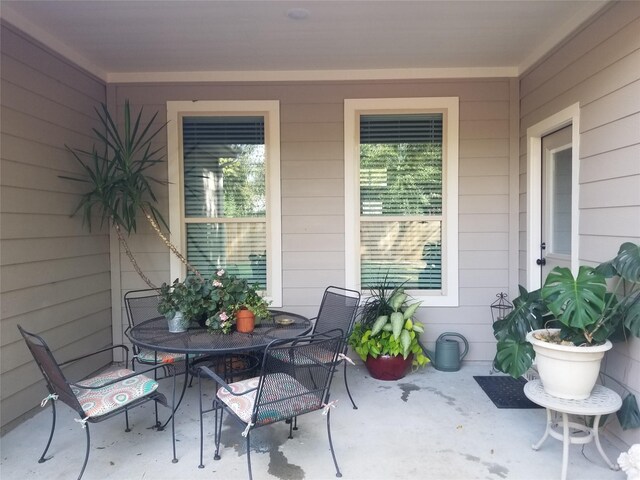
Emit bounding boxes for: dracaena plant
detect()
[61,100,201,288]
[493,242,640,379]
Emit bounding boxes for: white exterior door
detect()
[540,125,573,280]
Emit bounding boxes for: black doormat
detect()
[473,375,542,409]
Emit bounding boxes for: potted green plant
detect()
[234,288,271,333]
[493,242,640,399]
[158,269,270,335]
[157,279,192,333]
[349,281,429,380]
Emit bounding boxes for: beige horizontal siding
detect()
[0,23,109,429]
[519,1,640,446]
[111,77,514,372]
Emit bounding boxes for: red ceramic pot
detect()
[365,354,413,380]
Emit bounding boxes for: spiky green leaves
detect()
[63,100,168,234]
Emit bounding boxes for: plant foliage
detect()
[493,242,640,379]
[62,100,167,234]
[349,278,429,368]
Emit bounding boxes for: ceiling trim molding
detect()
[0,4,108,81]
[107,67,518,84]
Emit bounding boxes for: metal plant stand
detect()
[524,380,622,480]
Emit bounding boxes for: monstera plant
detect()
[493,243,640,377]
[493,242,640,379]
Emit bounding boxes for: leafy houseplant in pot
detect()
[493,242,640,400]
[157,280,192,333]
[157,269,270,335]
[349,283,429,380]
[234,288,271,334]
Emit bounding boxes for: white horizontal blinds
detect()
[182,116,267,288]
[359,113,443,290]
[186,223,266,283]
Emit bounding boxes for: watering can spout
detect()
[420,332,469,372]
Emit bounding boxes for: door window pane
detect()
[551,148,572,255]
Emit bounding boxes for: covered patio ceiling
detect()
[0,0,609,82]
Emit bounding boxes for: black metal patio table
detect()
[125,310,312,463]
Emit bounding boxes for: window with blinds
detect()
[182,116,267,286]
[359,113,443,290]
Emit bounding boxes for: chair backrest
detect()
[124,289,162,329]
[17,325,84,416]
[312,286,361,338]
[253,333,343,428]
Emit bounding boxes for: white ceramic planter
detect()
[526,329,611,400]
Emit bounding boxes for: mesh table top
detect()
[126,310,312,355]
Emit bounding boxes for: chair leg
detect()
[326,409,342,478]
[78,422,91,480]
[38,400,56,463]
[343,361,358,409]
[170,371,178,464]
[214,402,223,461]
[125,409,131,432]
[246,431,253,480]
[160,361,189,431]
[198,375,205,469]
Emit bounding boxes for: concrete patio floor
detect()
[0,362,629,480]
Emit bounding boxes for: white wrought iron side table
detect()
[524,379,622,480]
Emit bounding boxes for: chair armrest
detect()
[196,365,258,397]
[59,344,130,368]
[69,363,170,390]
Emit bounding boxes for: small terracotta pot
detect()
[235,309,255,333]
[365,354,413,380]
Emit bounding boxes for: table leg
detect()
[592,415,620,471]
[561,412,569,480]
[532,408,552,450]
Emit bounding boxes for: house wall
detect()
[519,1,640,445]
[0,23,111,430]
[110,78,518,363]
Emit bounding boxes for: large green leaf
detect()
[541,266,606,329]
[622,291,640,336]
[611,242,640,283]
[492,285,546,342]
[494,338,535,378]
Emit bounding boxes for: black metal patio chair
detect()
[196,331,345,479]
[17,325,170,480]
[124,288,190,428]
[310,286,361,409]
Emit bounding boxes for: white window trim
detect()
[526,103,580,291]
[344,97,459,306]
[166,100,282,307]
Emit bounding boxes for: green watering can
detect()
[422,332,469,372]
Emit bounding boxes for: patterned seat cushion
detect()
[72,368,159,418]
[217,374,320,426]
[136,349,187,364]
